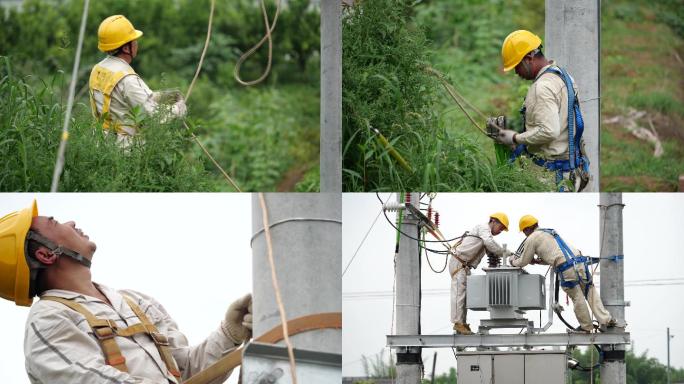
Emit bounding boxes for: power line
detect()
[343,278,684,300]
[342,194,393,277]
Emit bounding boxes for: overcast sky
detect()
[342,193,684,379]
[0,193,253,384]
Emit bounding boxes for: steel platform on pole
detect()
[387,332,630,349]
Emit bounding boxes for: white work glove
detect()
[172,99,187,118]
[221,293,253,344]
[495,129,517,146]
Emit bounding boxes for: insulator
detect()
[427,206,432,222]
[487,253,501,268]
[383,202,405,212]
[405,193,411,204]
[434,212,440,228]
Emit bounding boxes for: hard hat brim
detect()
[13,200,37,307]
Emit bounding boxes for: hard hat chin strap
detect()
[26,231,92,268]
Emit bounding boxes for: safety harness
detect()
[510,66,589,191]
[539,228,593,297]
[41,294,182,381]
[89,63,136,133]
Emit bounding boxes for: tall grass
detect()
[342,0,552,191]
[0,58,221,191]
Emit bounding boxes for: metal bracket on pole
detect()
[241,342,341,383]
[387,332,631,349]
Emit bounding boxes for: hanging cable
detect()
[234,0,282,86]
[50,0,90,192]
[422,231,448,273]
[257,193,297,383]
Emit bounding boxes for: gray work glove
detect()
[495,129,517,146]
[486,115,506,138]
[221,293,253,344]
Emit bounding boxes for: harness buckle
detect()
[150,331,170,346]
[93,322,117,340]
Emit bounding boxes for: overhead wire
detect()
[50,0,90,192]
[342,193,393,277]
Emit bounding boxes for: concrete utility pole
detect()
[599,193,626,383]
[395,192,422,384]
[320,0,342,192]
[668,327,674,384]
[545,0,600,192]
[251,193,341,354]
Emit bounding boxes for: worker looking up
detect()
[487,30,590,192]
[0,200,251,383]
[450,213,512,335]
[89,15,187,147]
[511,215,617,332]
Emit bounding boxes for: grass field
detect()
[600,0,684,191]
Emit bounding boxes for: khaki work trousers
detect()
[449,257,469,324]
[560,264,612,330]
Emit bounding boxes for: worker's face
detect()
[522,227,534,237]
[122,41,138,59]
[514,55,535,80]
[489,219,505,236]
[30,216,96,262]
[130,40,138,58]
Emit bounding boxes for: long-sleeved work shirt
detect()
[90,56,184,136]
[511,229,582,268]
[24,283,236,384]
[515,61,579,161]
[452,223,506,268]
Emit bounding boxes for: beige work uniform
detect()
[24,284,236,384]
[511,229,612,331]
[516,61,579,161]
[449,224,506,324]
[89,56,185,146]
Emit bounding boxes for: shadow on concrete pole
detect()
[599,192,627,383]
[251,193,342,354]
[321,0,342,192]
[395,192,422,384]
[546,0,600,192]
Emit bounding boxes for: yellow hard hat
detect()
[97,15,143,52]
[519,214,539,232]
[501,30,542,72]
[489,212,509,231]
[0,200,38,307]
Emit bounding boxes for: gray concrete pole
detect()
[545,0,600,192]
[251,193,341,354]
[599,193,626,383]
[320,0,342,192]
[668,327,672,384]
[395,192,422,384]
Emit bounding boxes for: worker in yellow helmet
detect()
[449,212,513,335]
[90,15,187,147]
[487,30,590,192]
[0,201,251,383]
[511,215,617,332]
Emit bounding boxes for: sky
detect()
[342,193,684,379]
[0,193,253,384]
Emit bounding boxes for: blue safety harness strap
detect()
[509,66,589,190]
[540,228,593,296]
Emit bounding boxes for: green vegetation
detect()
[601,0,684,191]
[0,0,319,191]
[342,0,554,191]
